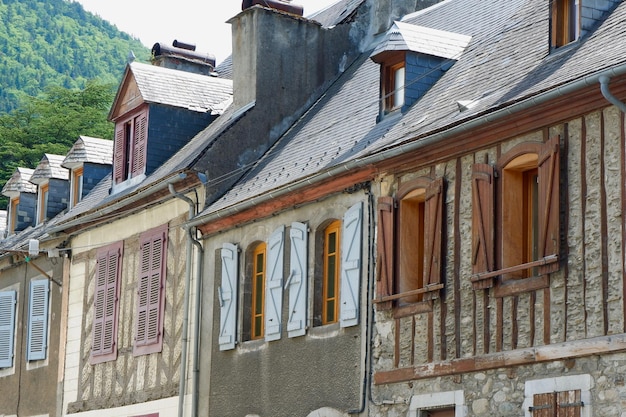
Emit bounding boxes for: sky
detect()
[75,0,339,65]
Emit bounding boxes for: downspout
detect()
[599,75,626,113]
[169,183,202,417]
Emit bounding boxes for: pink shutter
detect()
[131,111,148,177]
[135,225,167,355]
[113,123,126,184]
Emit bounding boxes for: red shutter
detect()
[135,225,167,355]
[471,164,495,289]
[538,135,560,275]
[423,177,444,300]
[376,196,395,310]
[91,242,123,364]
[131,111,148,177]
[113,123,126,184]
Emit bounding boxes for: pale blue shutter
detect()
[27,280,50,361]
[287,222,308,338]
[340,202,362,328]
[265,226,285,342]
[0,291,17,368]
[219,243,238,351]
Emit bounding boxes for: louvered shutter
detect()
[287,222,308,338]
[91,242,122,362]
[0,291,17,368]
[265,226,285,342]
[131,111,148,177]
[423,178,445,300]
[219,243,239,351]
[340,202,362,328]
[376,196,395,310]
[538,135,560,275]
[471,163,496,289]
[136,226,167,353]
[27,279,50,361]
[113,123,126,184]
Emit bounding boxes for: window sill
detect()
[471,254,558,290]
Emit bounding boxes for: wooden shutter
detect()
[27,279,50,361]
[538,135,560,275]
[265,226,285,342]
[135,226,167,354]
[219,243,239,351]
[531,390,582,416]
[471,163,496,289]
[91,242,123,363]
[287,222,308,338]
[340,202,363,328]
[376,196,395,310]
[113,123,126,184]
[423,178,445,300]
[131,111,148,177]
[0,291,17,368]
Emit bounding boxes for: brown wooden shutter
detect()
[538,135,560,275]
[376,196,395,310]
[531,390,582,417]
[113,123,126,184]
[131,111,148,177]
[532,392,554,417]
[423,177,444,300]
[471,164,495,289]
[135,225,167,354]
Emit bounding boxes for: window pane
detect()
[394,66,405,108]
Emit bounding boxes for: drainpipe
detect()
[599,75,626,113]
[169,183,202,417]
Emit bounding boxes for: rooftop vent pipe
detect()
[241,0,304,16]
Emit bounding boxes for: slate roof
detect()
[199,0,626,217]
[113,62,233,116]
[2,168,36,197]
[62,136,113,169]
[30,154,69,184]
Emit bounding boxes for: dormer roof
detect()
[30,154,69,184]
[2,168,36,197]
[108,61,233,121]
[371,21,471,62]
[62,136,113,169]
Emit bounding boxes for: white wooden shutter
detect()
[287,222,308,338]
[219,243,238,351]
[265,226,285,342]
[340,202,363,328]
[27,279,50,361]
[0,291,17,368]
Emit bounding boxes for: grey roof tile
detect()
[62,136,113,169]
[2,168,36,196]
[30,154,69,184]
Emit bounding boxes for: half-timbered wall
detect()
[372,106,626,416]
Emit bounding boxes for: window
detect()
[524,374,590,417]
[113,107,148,185]
[37,183,49,224]
[530,390,582,417]
[376,177,445,312]
[408,390,465,417]
[471,136,560,292]
[382,55,406,113]
[0,290,17,368]
[91,241,123,364]
[134,225,168,355]
[322,220,341,324]
[71,167,84,207]
[250,242,266,340]
[27,279,49,361]
[8,197,19,234]
[551,0,580,48]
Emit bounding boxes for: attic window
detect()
[551,0,580,48]
[385,59,406,111]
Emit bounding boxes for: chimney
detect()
[241,0,303,16]
[151,40,216,75]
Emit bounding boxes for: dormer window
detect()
[71,167,84,207]
[384,58,406,112]
[551,0,580,48]
[113,107,148,185]
[8,197,18,234]
[37,183,49,224]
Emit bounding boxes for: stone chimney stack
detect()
[151,40,216,76]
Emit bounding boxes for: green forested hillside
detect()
[0,0,151,113]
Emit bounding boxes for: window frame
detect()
[113,106,148,185]
[8,197,19,234]
[37,183,49,224]
[322,219,341,325]
[134,224,168,356]
[524,374,590,417]
[71,166,84,207]
[408,390,466,417]
[90,241,123,364]
[551,0,580,49]
[380,51,406,114]
[471,137,560,295]
[375,177,445,315]
[250,242,266,341]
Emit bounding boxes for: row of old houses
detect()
[2,0,626,416]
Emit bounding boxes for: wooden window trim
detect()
[322,220,341,325]
[113,106,148,185]
[37,183,49,224]
[71,166,84,207]
[251,243,266,340]
[551,0,580,48]
[380,51,406,113]
[134,225,168,356]
[8,197,19,234]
